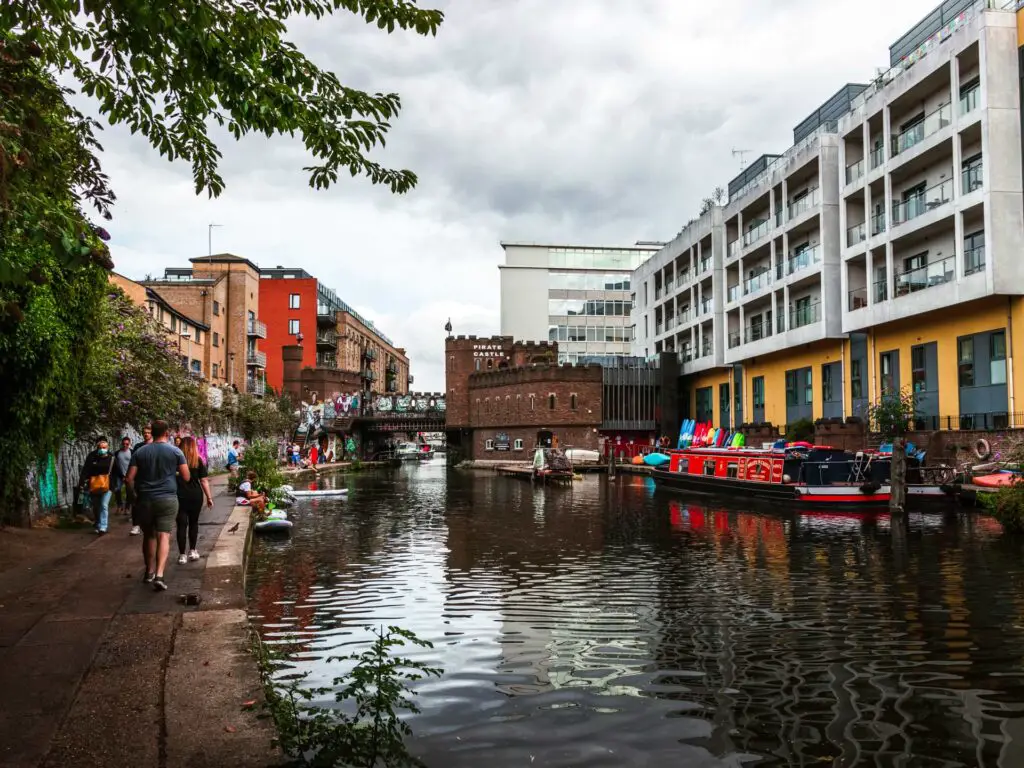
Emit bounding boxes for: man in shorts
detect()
[126,420,190,591]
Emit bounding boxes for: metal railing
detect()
[316,353,337,368]
[742,219,771,247]
[777,313,787,334]
[655,322,664,335]
[965,245,986,276]
[788,245,821,276]
[363,369,377,381]
[916,412,1020,431]
[316,330,338,347]
[700,256,712,274]
[363,347,378,361]
[744,318,773,343]
[848,287,868,311]
[247,377,266,396]
[655,286,663,300]
[728,331,741,349]
[869,145,885,169]
[895,256,954,296]
[962,163,983,194]
[871,211,886,236]
[387,360,399,374]
[846,159,865,184]
[891,103,951,156]
[246,319,267,338]
[664,277,674,293]
[677,309,691,325]
[874,278,888,303]
[744,270,772,296]
[701,340,713,357]
[960,85,979,115]
[787,187,820,220]
[847,222,866,247]
[728,239,739,259]
[700,298,712,315]
[246,350,267,368]
[727,284,740,302]
[678,270,691,285]
[892,178,952,225]
[666,316,676,331]
[775,209,784,227]
[789,300,821,329]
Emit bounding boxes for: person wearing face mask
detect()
[78,437,117,535]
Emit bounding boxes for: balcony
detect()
[744,270,772,296]
[664,277,674,294]
[678,270,691,285]
[894,256,954,297]
[960,85,979,115]
[700,298,712,315]
[874,278,888,304]
[317,304,336,326]
[246,377,266,396]
[316,353,337,369]
[962,164,983,195]
[699,256,712,274]
[246,350,267,368]
[789,300,821,330]
[891,103,950,157]
[655,286,663,300]
[677,309,692,326]
[727,284,740,302]
[665,315,676,331]
[965,245,985,276]
[362,369,377,382]
[846,159,864,185]
[847,222,866,248]
[787,245,821,276]
[655,322,664,336]
[744,318,773,344]
[892,179,952,227]
[362,347,378,362]
[246,318,267,338]
[681,347,693,363]
[871,211,886,236]
[869,145,885,170]
[701,340,713,358]
[787,188,820,221]
[742,219,771,248]
[848,287,868,311]
[316,329,338,349]
[386,359,398,374]
[728,331,741,349]
[728,239,739,259]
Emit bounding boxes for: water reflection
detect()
[248,463,1024,767]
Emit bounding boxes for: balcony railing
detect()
[744,319,773,344]
[871,211,886,236]
[363,347,378,362]
[962,164,983,195]
[895,256,954,297]
[869,145,885,170]
[874,278,888,304]
[246,377,266,396]
[317,305,335,325]
[848,287,868,311]
[727,284,740,302]
[891,103,951,156]
[960,85,979,115]
[742,219,771,247]
[789,300,821,330]
[677,309,691,325]
[665,316,676,331]
[728,331,741,349]
[246,318,267,338]
[655,322,664,335]
[316,353,337,368]
[846,159,865,185]
[701,340,713,358]
[699,256,712,274]
[965,245,986,276]
[678,270,691,285]
[777,314,786,335]
[744,270,772,296]
[728,239,739,259]
[700,298,712,315]
[246,350,267,368]
[655,286,663,300]
[362,369,377,381]
[664,277,674,293]
[316,330,338,348]
[788,245,822,276]
[787,187,820,220]
[681,347,693,363]
[892,178,952,226]
[847,222,866,247]
[386,360,398,374]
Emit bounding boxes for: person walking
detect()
[126,420,189,591]
[175,436,212,564]
[78,437,116,535]
[113,436,133,517]
[129,425,154,536]
[226,440,241,476]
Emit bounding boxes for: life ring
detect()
[974,438,992,461]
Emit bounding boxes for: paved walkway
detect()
[0,476,282,768]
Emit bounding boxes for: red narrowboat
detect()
[652,445,892,509]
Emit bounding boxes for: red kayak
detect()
[974,473,1020,488]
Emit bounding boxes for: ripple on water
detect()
[247,464,1024,767]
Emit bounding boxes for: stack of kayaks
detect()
[254,509,293,533]
[676,419,746,449]
[643,452,670,467]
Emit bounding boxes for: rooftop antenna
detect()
[208,223,222,257]
[732,148,751,170]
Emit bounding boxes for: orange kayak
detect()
[974,473,1020,488]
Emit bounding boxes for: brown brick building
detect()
[444,335,601,460]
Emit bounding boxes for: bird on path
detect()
[228,522,240,533]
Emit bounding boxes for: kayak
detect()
[974,474,1020,488]
[643,453,670,467]
[287,488,348,498]
[254,518,293,533]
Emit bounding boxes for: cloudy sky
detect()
[97,0,941,391]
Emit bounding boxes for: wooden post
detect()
[609,450,617,478]
[890,436,907,514]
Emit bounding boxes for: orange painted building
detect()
[258,271,318,392]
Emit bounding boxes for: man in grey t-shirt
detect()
[127,420,190,591]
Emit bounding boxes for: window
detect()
[803,368,813,404]
[288,319,300,335]
[548,394,556,410]
[964,230,985,275]
[570,393,578,410]
[213,300,220,316]
[991,331,1007,385]
[703,460,717,476]
[753,376,765,407]
[168,316,177,333]
[289,293,301,309]
[514,438,524,451]
[475,358,481,371]
[822,365,834,402]
[212,332,220,348]
[727,463,739,479]
[880,351,896,394]
[485,439,494,451]
[195,329,202,344]
[851,360,863,399]
[212,363,219,378]
[958,337,975,387]
[911,345,927,392]
[530,394,536,411]
[785,370,798,406]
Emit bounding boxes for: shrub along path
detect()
[0,475,282,768]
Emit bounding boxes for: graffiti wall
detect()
[370,394,446,415]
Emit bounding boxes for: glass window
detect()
[213,332,220,348]
[213,300,220,316]
[587,326,598,342]
[288,319,300,335]
[548,394,556,410]
[803,368,813,404]
[822,365,833,402]
[753,376,765,407]
[958,338,974,387]
[880,351,896,394]
[911,345,927,392]
[851,360,863,399]
[212,363,219,378]
[991,331,1007,385]
[557,326,568,341]
[548,325,557,341]
[514,438,524,451]
[485,439,494,451]
[785,371,797,406]
[570,394,578,410]
[289,293,301,309]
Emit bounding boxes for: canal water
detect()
[248,460,1024,767]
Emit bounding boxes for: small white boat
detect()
[395,442,424,462]
[254,518,293,533]
[565,448,599,464]
[286,488,348,498]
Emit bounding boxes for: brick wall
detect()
[472,425,599,457]
[467,365,602,429]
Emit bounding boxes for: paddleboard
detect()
[287,488,349,498]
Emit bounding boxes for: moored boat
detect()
[286,488,348,498]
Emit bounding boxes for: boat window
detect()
[703,460,716,476]
[727,463,739,478]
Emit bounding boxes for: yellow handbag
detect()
[88,457,114,493]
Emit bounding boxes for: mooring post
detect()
[609,450,617,478]
[890,436,907,514]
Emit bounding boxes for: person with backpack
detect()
[78,437,117,535]
[175,436,213,564]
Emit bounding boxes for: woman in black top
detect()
[79,437,117,534]
[175,436,213,563]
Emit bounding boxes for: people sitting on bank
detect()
[236,471,267,514]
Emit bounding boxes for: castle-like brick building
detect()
[445,335,602,460]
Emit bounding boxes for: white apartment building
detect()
[499,242,659,364]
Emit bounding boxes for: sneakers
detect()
[188,549,200,561]
[177,554,188,565]
[130,526,142,536]
[143,572,155,583]
[153,577,168,592]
